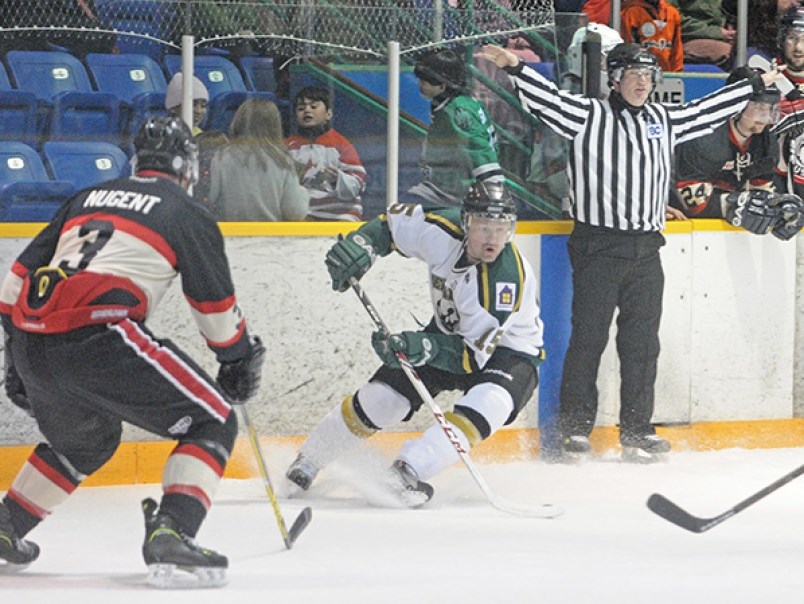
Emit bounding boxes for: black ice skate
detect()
[561,435,592,463]
[0,501,39,573]
[388,460,434,508]
[286,453,319,492]
[141,498,227,589]
[621,434,671,464]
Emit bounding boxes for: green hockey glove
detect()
[325,232,377,292]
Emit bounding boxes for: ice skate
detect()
[0,501,39,573]
[621,434,671,464]
[387,460,434,508]
[141,498,227,589]
[561,435,592,463]
[286,453,319,492]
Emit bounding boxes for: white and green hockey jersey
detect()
[362,203,544,373]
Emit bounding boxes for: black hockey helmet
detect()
[726,68,782,106]
[414,49,466,91]
[461,182,517,240]
[133,116,199,186]
[606,43,661,87]
[778,7,804,55]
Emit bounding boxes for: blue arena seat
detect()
[85,53,168,104]
[95,0,176,61]
[49,92,123,143]
[5,50,95,100]
[0,142,74,221]
[237,56,277,92]
[0,91,40,146]
[127,91,169,138]
[163,55,248,100]
[204,91,280,132]
[43,141,129,190]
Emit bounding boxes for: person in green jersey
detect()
[401,49,506,208]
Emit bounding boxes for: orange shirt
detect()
[621,0,684,72]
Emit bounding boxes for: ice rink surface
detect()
[3,444,804,603]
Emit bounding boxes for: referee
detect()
[483,43,784,462]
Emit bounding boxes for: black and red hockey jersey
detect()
[0,171,251,363]
[674,120,779,218]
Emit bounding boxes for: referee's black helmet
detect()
[606,43,661,87]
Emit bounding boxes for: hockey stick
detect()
[348,276,562,519]
[647,463,804,533]
[238,404,313,548]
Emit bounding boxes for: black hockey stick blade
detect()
[647,463,804,534]
[646,493,731,533]
[287,506,313,547]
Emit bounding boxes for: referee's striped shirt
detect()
[507,63,755,232]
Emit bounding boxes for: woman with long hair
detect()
[209,97,308,221]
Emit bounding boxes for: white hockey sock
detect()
[299,396,369,471]
[397,383,514,481]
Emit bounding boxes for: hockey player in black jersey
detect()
[0,116,264,588]
[674,69,804,239]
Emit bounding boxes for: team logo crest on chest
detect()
[496,282,516,311]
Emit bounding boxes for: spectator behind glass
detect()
[165,73,209,136]
[0,0,116,57]
[285,86,368,222]
[209,98,309,221]
[722,0,801,62]
[401,48,505,208]
[193,130,228,214]
[621,0,684,71]
[667,0,735,69]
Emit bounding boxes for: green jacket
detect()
[667,0,727,42]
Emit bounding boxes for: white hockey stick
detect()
[239,404,312,549]
[348,276,562,519]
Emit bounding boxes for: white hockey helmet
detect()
[566,23,624,81]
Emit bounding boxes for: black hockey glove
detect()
[325,232,376,292]
[216,336,266,403]
[3,334,31,416]
[771,194,804,241]
[723,190,781,235]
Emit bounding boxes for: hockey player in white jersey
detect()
[286,183,544,506]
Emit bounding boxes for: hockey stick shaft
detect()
[348,277,561,518]
[238,404,312,548]
[647,463,804,533]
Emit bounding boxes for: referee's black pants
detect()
[558,224,665,442]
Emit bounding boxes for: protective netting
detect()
[0,1,556,62]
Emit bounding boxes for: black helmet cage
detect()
[606,44,662,88]
[779,7,804,56]
[133,116,199,186]
[461,182,517,241]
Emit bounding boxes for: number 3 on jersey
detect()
[58,219,115,273]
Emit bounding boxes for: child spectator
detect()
[621,0,684,71]
[285,86,368,222]
[165,73,209,136]
[209,98,308,221]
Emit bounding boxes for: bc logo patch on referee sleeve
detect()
[647,124,663,139]
[496,282,516,312]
